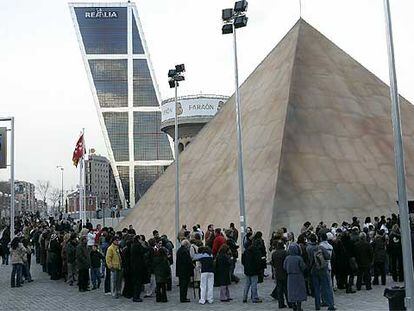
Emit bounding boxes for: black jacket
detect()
[372,236,386,263]
[216,252,231,285]
[242,247,261,276]
[388,232,402,256]
[271,249,288,280]
[354,239,373,268]
[66,241,77,264]
[90,249,105,268]
[76,244,90,270]
[153,254,171,283]
[175,246,194,279]
[130,241,147,283]
[226,237,239,259]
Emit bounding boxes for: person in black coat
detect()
[0,228,10,265]
[216,244,232,302]
[176,240,194,302]
[372,230,387,285]
[354,232,373,290]
[388,224,404,282]
[48,234,61,280]
[242,244,262,303]
[90,245,105,289]
[130,235,147,302]
[225,229,240,283]
[341,232,356,293]
[153,247,171,302]
[66,234,77,286]
[76,236,90,292]
[271,240,289,308]
[252,232,267,283]
[331,232,347,290]
[121,236,134,298]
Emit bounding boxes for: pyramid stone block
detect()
[119,19,414,239]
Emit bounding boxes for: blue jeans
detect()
[311,269,334,309]
[90,267,101,288]
[111,270,122,298]
[11,263,23,287]
[243,275,259,301]
[22,262,32,281]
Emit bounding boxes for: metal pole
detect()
[174,82,180,248]
[10,117,15,240]
[103,201,106,228]
[61,168,64,214]
[232,27,247,251]
[79,159,83,224]
[383,0,414,309]
[82,128,86,224]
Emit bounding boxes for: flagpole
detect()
[79,130,83,225]
[82,128,86,224]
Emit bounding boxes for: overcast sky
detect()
[0,0,413,194]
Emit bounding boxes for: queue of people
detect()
[0,213,407,310]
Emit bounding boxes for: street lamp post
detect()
[101,199,106,227]
[383,0,414,309]
[0,117,15,239]
[168,64,186,248]
[56,166,64,213]
[222,1,248,251]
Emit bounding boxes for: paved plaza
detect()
[0,258,396,311]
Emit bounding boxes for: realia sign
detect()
[85,8,118,19]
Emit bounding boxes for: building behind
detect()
[85,153,110,208]
[0,180,37,216]
[68,152,120,214]
[69,3,173,210]
[15,181,36,214]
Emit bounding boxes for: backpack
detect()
[314,247,328,271]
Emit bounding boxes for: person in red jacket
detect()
[212,228,226,258]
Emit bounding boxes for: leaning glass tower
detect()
[69,3,173,209]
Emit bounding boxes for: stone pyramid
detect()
[119,19,414,239]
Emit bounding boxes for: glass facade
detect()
[132,15,145,54]
[103,112,129,162]
[89,60,128,108]
[133,60,158,107]
[134,166,165,201]
[134,112,172,161]
[74,7,127,54]
[117,166,130,205]
[72,4,173,208]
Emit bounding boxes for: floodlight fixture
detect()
[168,69,177,78]
[234,15,248,29]
[222,8,234,21]
[175,75,185,82]
[234,0,248,13]
[175,64,185,73]
[168,79,176,88]
[222,24,233,35]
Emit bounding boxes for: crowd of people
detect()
[0,213,407,310]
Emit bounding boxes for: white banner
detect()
[161,97,227,123]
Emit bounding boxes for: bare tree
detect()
[49,187,61,209]
[36,180,50,203]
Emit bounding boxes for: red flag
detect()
[72,134,85,167]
